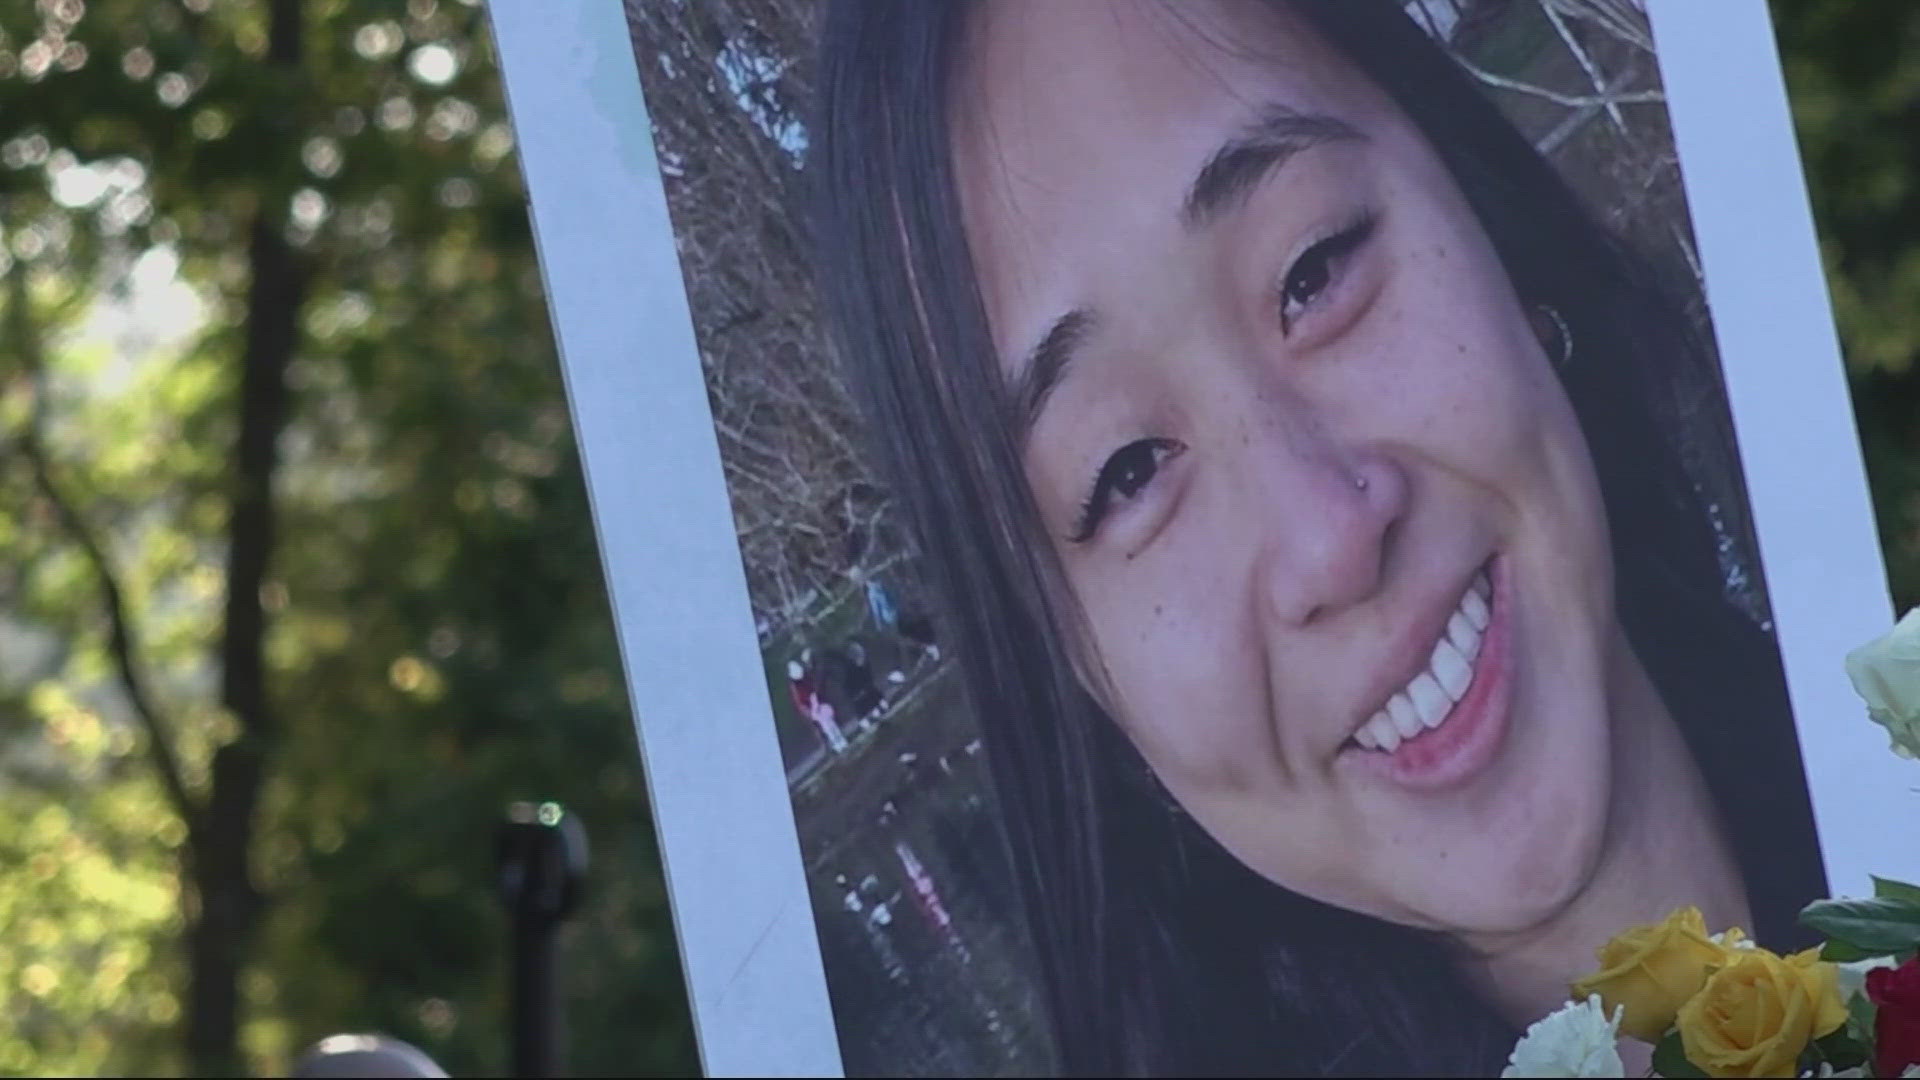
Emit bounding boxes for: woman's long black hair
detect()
[810,2,1828,1075]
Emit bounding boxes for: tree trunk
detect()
[184,190,305,1074]
[184,746,266,1077]
[180,2,307,1070]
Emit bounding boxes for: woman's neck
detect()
[1461,624,1752,1045]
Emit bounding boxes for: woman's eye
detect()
[1279,211,1376,335]
[1283,249,1332,314]
[1069,437,1185,544]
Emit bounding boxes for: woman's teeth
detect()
[1354,571,1492,753]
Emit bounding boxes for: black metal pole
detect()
[497,801,587,1079]
[511,912,559,1078]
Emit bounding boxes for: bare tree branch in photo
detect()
[1546,0,1655,55]
[1540,0,1630,134]
[624,0,901,642]
[1454,54,1664,111]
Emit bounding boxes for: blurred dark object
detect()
[496,802,590,1078]
[820,641,883,723]
[290,1034,449,1078]
[897,610,940,659]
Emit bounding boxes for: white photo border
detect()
[488,1,1913,1075]
[1646,2,1914,894]
[488,2,842,1075]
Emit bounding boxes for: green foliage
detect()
[0,697,183,1076]
[0,0,693,1075]
[1800,895,1920,956]
[1652,1030,1707,1079]
[1821,937,1877,963]
[1772,0,1920,608]
[1875,876,1920,905]
[1847,983,1878,1047]
[1810,1025,1871,1074]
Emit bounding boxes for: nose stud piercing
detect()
[1354,473,1370,492]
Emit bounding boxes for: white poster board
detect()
[491,2,1911,1075]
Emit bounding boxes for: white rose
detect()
[1502,995,1626,1079]
[1843,607,1920,760]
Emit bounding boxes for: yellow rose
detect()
[1676,949,1847,1078]
[1715,927,1753,952]
[1572,906,1728,1042]
[1784,947,1849,1038]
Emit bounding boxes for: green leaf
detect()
[1814,1027,1870,1071]
[1874,875,1920,905]
[1847,989,1878,1045]
[1822,937,1876,961]
[1800,896,1920,953]
[1652,1031,1707,1079]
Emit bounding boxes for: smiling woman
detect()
[810,0,1826,1074]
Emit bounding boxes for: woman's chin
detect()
[1369,764,1613,937]
[1424,658,1618,937]
[1419,824,1610,940]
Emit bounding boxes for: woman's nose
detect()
[1246,419,1409,630]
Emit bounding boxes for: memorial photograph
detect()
[598,2,1836,1074]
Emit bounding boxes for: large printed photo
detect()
[615,1,1828,1074]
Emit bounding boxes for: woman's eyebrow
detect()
[1008,109,1360,450]
[1011,307,1095,448]
[1182,104,1364,230]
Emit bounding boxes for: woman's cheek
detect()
[1385,315,1550,471]
[1090,559,1269,776]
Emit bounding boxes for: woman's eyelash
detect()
[1061,213,1374,546]
[1070,437,1186,544]
[1278,209,1377,335]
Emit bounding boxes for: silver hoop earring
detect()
[1535,303,1573,369]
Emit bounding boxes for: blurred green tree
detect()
[1773,0,1920,609]
[0,0,694,1075]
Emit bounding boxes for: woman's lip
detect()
[1343,555,1514,792]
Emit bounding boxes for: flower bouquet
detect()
[1503,611,1920,1079]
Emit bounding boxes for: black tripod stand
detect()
[496,801,589,1078]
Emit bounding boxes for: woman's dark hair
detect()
[810,2,1828,1075]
